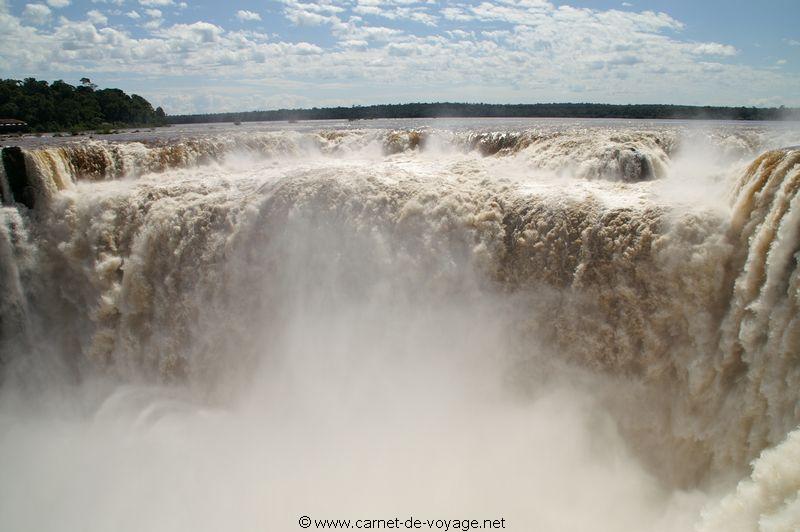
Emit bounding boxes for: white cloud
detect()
[280,0,345,26]
[86,9,108,25]
[283,1,343,16]
[236,10,261,22]
[46,0,70,7]
[138,0,173,6]
[440,7,472,22]
[143,18,163,29]
[776,59,787,65]
[691,43,737,56]
[159,21,224,43]
[286,11,330,26]
[0,0,797,112]
[353,1,438,26]
[22,3,51,25]
[784,39,800,47]
[340,39,368,48]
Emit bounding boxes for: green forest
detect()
[3,77,798,131]
[0,78,167,132]
[171,102,800,124]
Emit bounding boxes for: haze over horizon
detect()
[1,0,798,114]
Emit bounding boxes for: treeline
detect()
[0,78,167,132]
[170,102,800,124]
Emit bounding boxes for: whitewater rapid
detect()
[1,120,799,531]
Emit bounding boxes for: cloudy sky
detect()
[1,0,798,114]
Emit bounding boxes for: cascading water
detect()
[0,120,798,531]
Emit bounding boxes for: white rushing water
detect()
[1,119,799,531]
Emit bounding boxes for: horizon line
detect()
[168,100,800,117]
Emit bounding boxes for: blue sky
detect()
[1,0,798,113]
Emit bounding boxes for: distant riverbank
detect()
[169,102,800,125]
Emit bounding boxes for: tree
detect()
[0,77,167,131]
[79,77,98,90]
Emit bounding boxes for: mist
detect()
[0,238,710,531]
